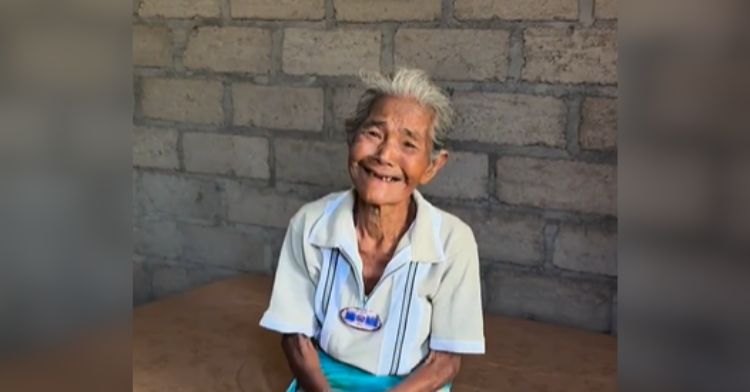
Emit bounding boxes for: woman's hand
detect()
[281,334,332,392]
[390,350,461,392]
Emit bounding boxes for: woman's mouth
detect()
[361,165,401,183]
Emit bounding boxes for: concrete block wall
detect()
[133,0,618,333]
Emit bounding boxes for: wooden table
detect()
[133,275,617,391]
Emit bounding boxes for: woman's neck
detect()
[353,194,416,248]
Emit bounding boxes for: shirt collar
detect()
[308,189,446,263]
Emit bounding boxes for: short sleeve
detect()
[259,216,318,337]
[429,227,485,354]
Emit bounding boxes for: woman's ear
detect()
[419,150,449,185]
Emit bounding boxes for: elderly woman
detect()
[259,68,485,391]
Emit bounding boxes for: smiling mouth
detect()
[361,166,402,183]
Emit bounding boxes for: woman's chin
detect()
[353,186,406,207]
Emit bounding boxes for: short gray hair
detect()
[344,68,454,156]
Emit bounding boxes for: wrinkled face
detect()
[348,95,447,208]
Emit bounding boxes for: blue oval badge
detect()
[340,307,382,331]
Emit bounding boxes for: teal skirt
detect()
[286,350,450,392]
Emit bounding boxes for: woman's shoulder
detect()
[287,189,350,229]
[432,206,476,243]
[418,197,478,256]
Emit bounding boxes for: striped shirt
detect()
[260,189,485,376]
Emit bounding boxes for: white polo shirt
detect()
[259,189,485,376]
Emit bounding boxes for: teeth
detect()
[363,166,397,182]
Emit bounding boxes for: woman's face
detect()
[348,95,447,208]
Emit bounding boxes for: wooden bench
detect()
[133,275,616,391]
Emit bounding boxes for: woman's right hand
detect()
[281,334,332,392]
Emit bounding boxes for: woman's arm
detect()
[390,351,462,392]
[281,334,331,392]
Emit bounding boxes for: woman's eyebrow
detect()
[362,119,386,127]
[401,128,422,141]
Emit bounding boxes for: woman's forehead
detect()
[367,96,435,134]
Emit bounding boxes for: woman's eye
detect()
[404,142,417,149]
[365,129,381,137]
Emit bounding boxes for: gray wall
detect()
[132,0,617,333]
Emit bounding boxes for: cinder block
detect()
[580,97,617,150]
[139,0,220,18]
[282,28,380,76]
[553,224,617,276]
[151,264,190,298]
[183,133,270,179]
[523,28,617,84]
[133,255,152,305]
[141,78,223,124]
[486,268,613,332]
[334,0,441,21]
[133,25,172,67]
[496,157,616,215]
[395,29,509,81]
[266,229,288,273]
[595,0,617,19]
[147,261,245,300]
[226,182,308,228]
[181,224,269,272]
[185,264,242,288]
[134,218,182,259]
[452,92,566,146]
[449,207,545,265]
[232,84,324,131]
[275,139,351,187]
[455,0,577,20]
[231,0,325,19]
[133,126,179,169]
[332,86,365,134]
[420,151,488,199]
[135,172,223,221]
[184,27,272,73]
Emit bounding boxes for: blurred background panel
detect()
[0,0,132,391]
[621,0,750,390]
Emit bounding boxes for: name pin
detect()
[339,307,382,332]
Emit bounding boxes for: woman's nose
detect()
[374,139,398,164]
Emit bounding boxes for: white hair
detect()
[344,68,454,157]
